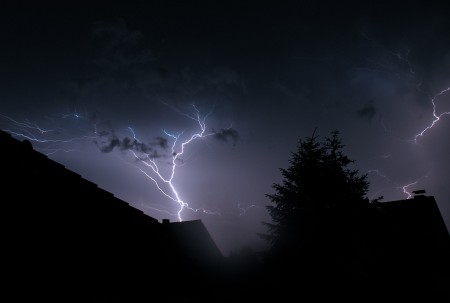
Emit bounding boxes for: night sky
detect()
[1,1,449,255]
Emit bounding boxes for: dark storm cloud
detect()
[213,128,240,146]
[97,130,110,137]
[94,131,168,156]
[143,66,245,106]
[91,18,155,69]
[206,68,242,90]
[62,19,157,104]
[92,18,142,47]
[66,18,245,113]
[357,100,377,122]
[154,136,169,149]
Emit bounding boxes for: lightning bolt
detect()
[413,86,450,143]
[361,31,450,144]
[359,30,417,77]
[368,169,429,200]
[237,203,264,216]
[358,33,449,201]
[0,113,97,156]
[140,202,178,217]
[392,86,449,198]
[122,104,224,221]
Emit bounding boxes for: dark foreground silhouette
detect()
[1,130,449,302]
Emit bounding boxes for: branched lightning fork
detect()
[368,169,428,200]
[413,86,450,143]
[129,104,222,221]
[0,113,96,155]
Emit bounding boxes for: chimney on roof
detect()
[412,189,426,197]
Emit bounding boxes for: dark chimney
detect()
[413,189,426,197]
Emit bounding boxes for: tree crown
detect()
[261,129,370,246]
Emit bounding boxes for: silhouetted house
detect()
[162,219,223,267]
[361,192,450,300]
[260,188,450,301]
[0,130,224,301]
[377,191,449,257]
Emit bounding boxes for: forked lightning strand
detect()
[0,113,96,155]
[372,85,448,199]
[413,86,450,143]
[129,104,220,221]
[368,169,428,200]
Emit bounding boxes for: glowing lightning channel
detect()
[0,113,55,135]
[401,173,430,199]
[376,85,450,199]
[413,86,450,143]
[402,181,418,199]
[129,104,222,222]
[368,169,428,200]
[1,113,97,155]
[237,203,264,216]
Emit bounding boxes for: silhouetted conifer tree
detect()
[260,129,371,269]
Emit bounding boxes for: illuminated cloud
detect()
[94,131,168,156]
[213,127,240,146]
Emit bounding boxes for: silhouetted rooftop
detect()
[0,129,224,301]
